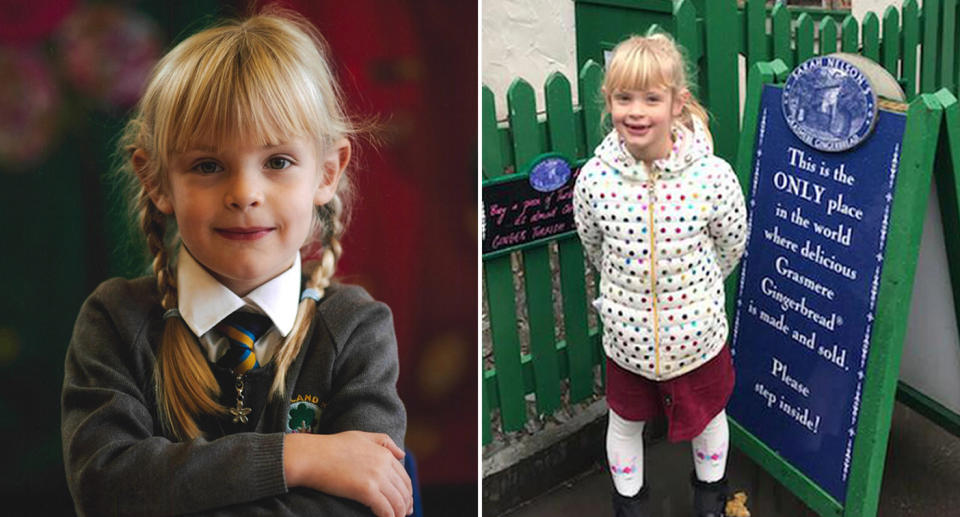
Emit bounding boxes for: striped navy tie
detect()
[216,311,272,375]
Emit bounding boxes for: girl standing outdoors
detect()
[573,33,747,517]
[61,8,411,517]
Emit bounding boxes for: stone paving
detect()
[498,401,960,517]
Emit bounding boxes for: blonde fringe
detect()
[601,32,715,147]
[126,9,354,441]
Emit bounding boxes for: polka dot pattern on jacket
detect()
[573,119,747,381]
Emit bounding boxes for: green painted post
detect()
[902,0,920,99]
[508,78,540,168]
[932,89,960,364]
[545,73,595,403]
[797,14,815,65]
[580,61,605,155]
[485,258,526,432]
[522,243,559,416]
[745,0,770,70]
[772,3,794,70]
[702,0,739,164]
[921,0,940,92]
[844,92,941,517]
[508,78,561,418]
[820,16,838,55]
[558,235,594,403]
[482,86,504,179]
[881,7,901,79]
[862,11,880,62]
[940,0,956,93]
[482,364,492,444]
[545,73,578,160]
[841,15,859,53]
[674,0,698,69]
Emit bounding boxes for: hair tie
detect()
[163,308,182,320]
[300,288,322,302]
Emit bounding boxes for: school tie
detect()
[216,311,272,375]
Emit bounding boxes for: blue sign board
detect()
[729,85,906,502]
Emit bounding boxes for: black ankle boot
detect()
[611,484,651,517]
[691,473,729,517]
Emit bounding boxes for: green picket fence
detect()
[575,0,957,166]
[482,63,607,445]
[483,0,960,446]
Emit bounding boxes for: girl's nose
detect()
[224,173,263,209]
[627,101,646,117]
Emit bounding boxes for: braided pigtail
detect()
[269,192,346,398]
[144,198,227,440]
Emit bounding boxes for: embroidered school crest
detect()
[286,394,324,433]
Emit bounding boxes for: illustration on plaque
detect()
[782,56,878,152]
[529,155,572,192]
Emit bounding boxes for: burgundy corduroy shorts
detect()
[605,344,735,442]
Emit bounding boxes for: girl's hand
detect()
[284,431,413,517]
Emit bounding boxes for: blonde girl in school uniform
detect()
[573,33,747,517]
[61,8,411,517]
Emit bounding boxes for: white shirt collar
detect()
[176,247,302,338]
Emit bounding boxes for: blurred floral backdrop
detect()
[0,1,477,514]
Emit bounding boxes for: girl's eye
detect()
[193,161,222,174]
[267,157,292,170]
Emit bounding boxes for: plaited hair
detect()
[118,6,354,440]
[602,33,712,141]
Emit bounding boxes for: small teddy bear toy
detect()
[725,491,751,517]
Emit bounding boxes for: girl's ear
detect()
[672,88,690,118]
[315,138,351,205]
[132,149,173,214]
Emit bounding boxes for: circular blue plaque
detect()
[529,156,571,192]
[782,56,878,152]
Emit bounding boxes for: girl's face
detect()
[608,85,686,164]
[148,136,349,296]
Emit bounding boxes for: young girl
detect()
[61,9,411,517]
[573,34,747,517]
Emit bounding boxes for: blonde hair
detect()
[602,33,711,139]
[118,7,354,440]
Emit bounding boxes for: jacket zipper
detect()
[647,173,661,378]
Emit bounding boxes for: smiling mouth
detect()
[623,122,652,135]
[215,227,274,241]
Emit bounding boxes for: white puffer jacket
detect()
[573,119,747,381]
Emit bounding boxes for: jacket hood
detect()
[594,117,714,181]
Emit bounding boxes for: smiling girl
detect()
[61,8,410,517]
[573,33,747,517]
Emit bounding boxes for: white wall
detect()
[481,0,578,119]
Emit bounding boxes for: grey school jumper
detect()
[61,276,406,516]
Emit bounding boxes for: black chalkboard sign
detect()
[482,154,584,258]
